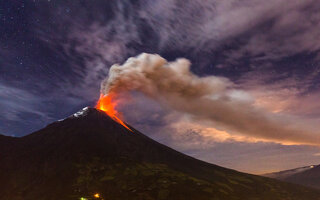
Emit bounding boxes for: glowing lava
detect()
[96,93,132,131]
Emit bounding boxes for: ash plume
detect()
[100,53,320,146]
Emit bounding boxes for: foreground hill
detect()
[0,107,319,200]
[264,165,320,190]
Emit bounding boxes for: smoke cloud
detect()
[101,53,320,146]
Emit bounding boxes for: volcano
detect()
[0,107,319,200]
[264,164,320,190]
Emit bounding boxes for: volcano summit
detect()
[0,107,319,200]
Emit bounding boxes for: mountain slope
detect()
[0,107,319,200]
[264,165,320,190]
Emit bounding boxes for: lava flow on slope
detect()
[96,93,132,131]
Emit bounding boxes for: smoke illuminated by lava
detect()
[99,53,320,146]
[96,93,132,131]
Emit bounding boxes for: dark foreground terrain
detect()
[1,108,319,200]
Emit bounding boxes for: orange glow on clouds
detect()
[96,93,132,131]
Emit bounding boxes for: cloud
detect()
[204,0,320,58]
[120,102,320,174]
[35,0,320,83]
[0,84,49,121]
[140,0,320,61]
[0,83,89,136]
[101,53,320,146]
[120,97,320,174]
[237,68,320,123]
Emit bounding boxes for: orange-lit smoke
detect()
[99,53,320,146]
[96,93,132,131]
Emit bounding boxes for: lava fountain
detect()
[96,93,132,131]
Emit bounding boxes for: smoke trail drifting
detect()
[101,53,320,146]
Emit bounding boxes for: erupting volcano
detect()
[1,103,320,199]
[96,93,132,131]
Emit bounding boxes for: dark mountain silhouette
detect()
[1,107,319,200]
[264,164,320,190]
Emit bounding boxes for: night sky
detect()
[1,0,320,174]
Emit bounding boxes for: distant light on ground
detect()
[94,193,100,198]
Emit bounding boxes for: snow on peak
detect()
[72,107,90,118]
[56,107,93,123]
